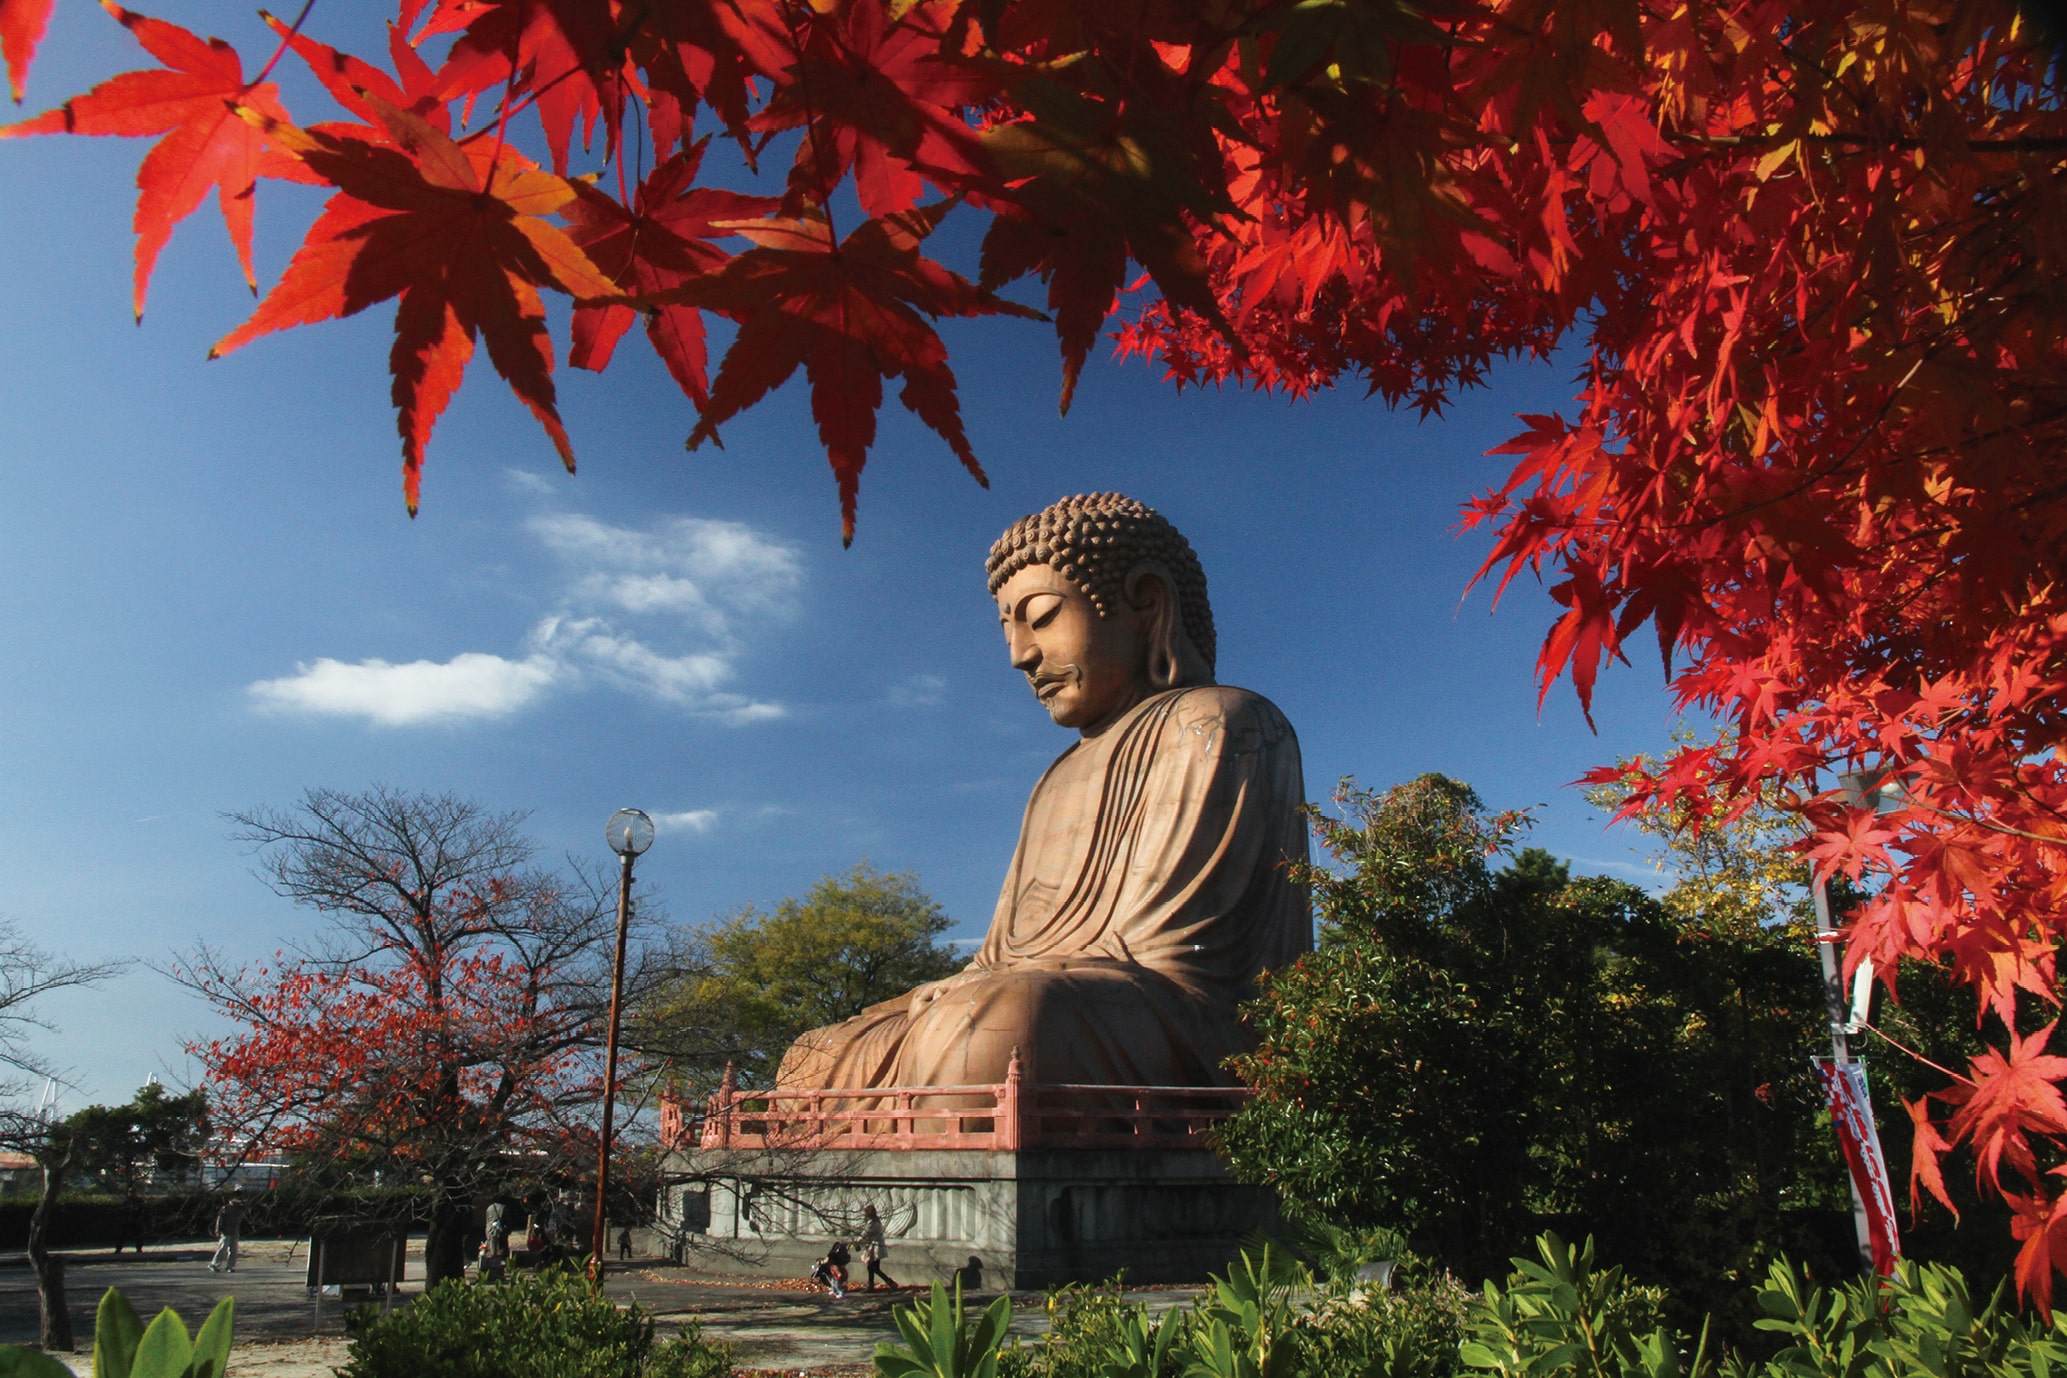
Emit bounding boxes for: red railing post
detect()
[997,1047,1023,1150]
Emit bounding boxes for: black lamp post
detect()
[591,807,653,1276]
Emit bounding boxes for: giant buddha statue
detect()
[776,493,1311,1091]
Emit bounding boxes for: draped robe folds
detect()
[775,685,1312,1090]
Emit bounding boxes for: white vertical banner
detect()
[1815,1058,1901,1276]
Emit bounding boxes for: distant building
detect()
[0,1151,38,1195]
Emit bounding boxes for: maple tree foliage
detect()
[172,787,633,1283]
[4,0,2065,1297]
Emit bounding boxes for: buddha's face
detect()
[996,563,1149,733]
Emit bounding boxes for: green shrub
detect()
[1294,1264,1471,1378]
[338,1267,730,1378]
[1462,1234,1702,1378]
[915,1248,1468,1378]
[0,1288,234,1378]
[889,1235,2067,1378]
[1026,1278,1178,1378]
[1184,1244,1308,1378]
[873,1281,1013,1378]
[1726,1254,2067,1378]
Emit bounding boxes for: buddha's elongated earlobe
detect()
[1127,565,1184,689]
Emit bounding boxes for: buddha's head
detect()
[986,493,1216,733]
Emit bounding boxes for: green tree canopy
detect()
[634,864,963,1090]
[1219,774,1841,1308]
[63,1082,209,1194]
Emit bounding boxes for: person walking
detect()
[858,1203,898,1291]
[485,1197,510,1259]
[207,1187,244,1273]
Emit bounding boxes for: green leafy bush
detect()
[1462,1234,1703,1378]
[0,1288,234,1378]
[1726,1255,2067,1378]
[908,1248,1467,1378]
[338,1266,730,1378]
[874,1281,1013,1378]
[1184,1245,1307,1378]
[1022,1278,1179,1378]
[888,1235,2067,1378]
[1295,1265,1471,1378]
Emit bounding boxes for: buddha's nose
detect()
[1007,625,1040,671]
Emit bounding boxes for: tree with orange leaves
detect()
[174,787,628,1283]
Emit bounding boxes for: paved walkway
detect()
[0,1240,1203,1376]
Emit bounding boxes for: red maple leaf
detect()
[428,0,628,175]
[1902,1094,1961,1222]
[209,95,616,513]
[263,9,448,134]
[659,203,1042,543]
[560,141,776,407]
[750,0,993,218]
[0,1,290,317]
[2010,1184,2067,1320]
[978,93,1236,415]
[249,11,449,188]
[1946,1021,2067,1195]
[0,0,52,103]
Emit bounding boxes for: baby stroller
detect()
[808,1240,852,1298]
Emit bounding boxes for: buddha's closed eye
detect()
[1022,592,1064,627]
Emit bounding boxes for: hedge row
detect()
[0,1187,439,1250]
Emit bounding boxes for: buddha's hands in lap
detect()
[905,965,987,1018]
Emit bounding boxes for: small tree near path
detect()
[174,786,626,1284]
[0,917,126,1351]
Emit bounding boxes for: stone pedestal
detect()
[659,1145,1275,1289]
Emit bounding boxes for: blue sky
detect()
[2,2,1684,1111]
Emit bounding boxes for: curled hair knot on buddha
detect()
[986,493,1216,678]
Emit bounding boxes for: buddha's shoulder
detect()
[1162,684,1298,742]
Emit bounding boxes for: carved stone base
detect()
[658,1146,1277,1290]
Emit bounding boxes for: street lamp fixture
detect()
[591,808,652,1277]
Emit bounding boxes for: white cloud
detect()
[249,653,558,726]
[528,512,800,635]
[653,809,720,835]
[529,616,785,720]
[886,673,947,707]
[503,468,561,496]
[250,511,799,728]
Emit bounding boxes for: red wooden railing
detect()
[658,1051,1248,1152]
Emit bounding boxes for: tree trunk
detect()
[27,1158,74,1351]
[423,1190,474,1285]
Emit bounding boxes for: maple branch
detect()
[1896,796,2067,850]
[482,0,528,196]
[246,0,319,93]
[1857,1018,1974,1087]
[461,1,654,169]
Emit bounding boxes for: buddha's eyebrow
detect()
[1006,590,1060,622]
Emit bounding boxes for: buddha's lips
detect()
[1030,672,1070,701]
